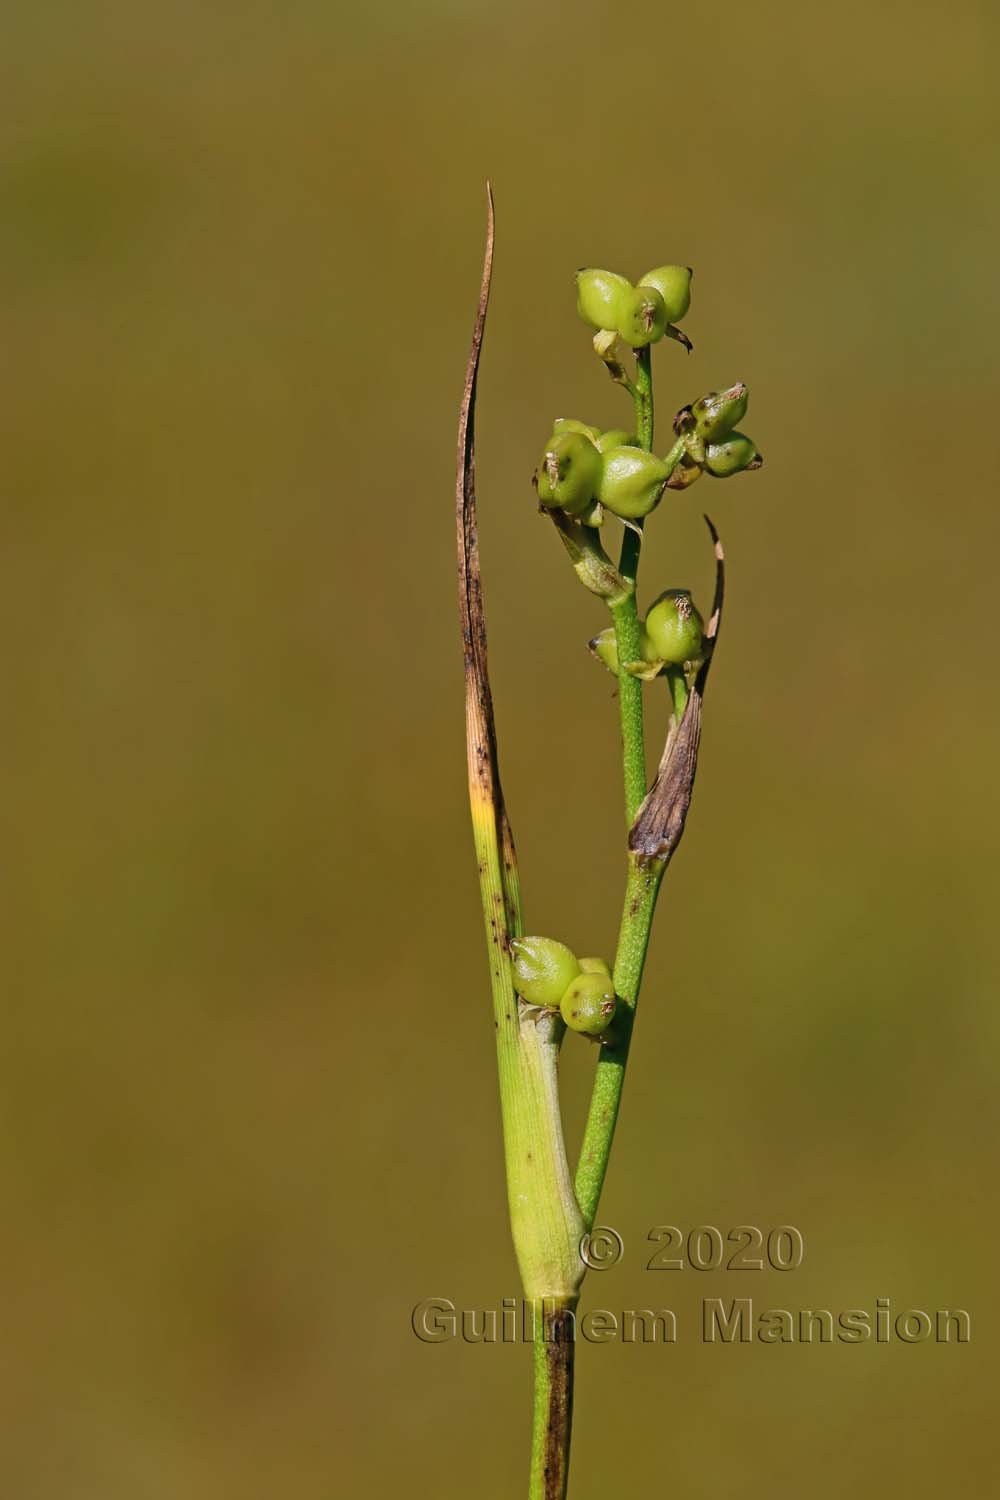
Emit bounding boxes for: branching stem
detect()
[575,345,670,1227]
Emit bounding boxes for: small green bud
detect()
[597,446,671,520]
[590,626,660,676]
[560,972,617,1036]
[643,590,705,665]
[576,498,604,528]
[637,264,692,323]
[665,454,703,490]
[576,268,632,332]
[595,427,637,454]
[535,431,602,516]
[511,936,581,1008]
[680,382,749,443]
[704,431,763,477]
[616,284,668,348]
[553,417,602,444]
[589,626,619,675]
[578,956,612,977]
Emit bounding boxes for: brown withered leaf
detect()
[627,516,725,865]
[456,184,522,935]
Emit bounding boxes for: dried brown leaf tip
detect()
[456,185,522,939]
[627,516,725,865]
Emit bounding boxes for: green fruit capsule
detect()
[589,626,619,675]
[576,268,632,332]
[616,284,668,348]
[704,431,763,477]
[553,417,602,444]
[578,956,612,977]
[690,382,749,442]
[511,936,581,1008]
[595,428,637,454]
[638,265,692,323]
[535,431,602,516]
[597,446,671,520]
[643,590,705,665]
[560,972,617,1036]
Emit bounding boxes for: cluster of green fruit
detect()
[591,588,705,680]
[576,264,693,348]
[511,936,617,1038]
[535,417,673,524]
[667,381,763,491]
[534,384,761,529]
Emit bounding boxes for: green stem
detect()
[576,347,683,1226]
[468,790,585,1302]
[528,1297,578,1500]
[665,663,689,722]
[574,855,663,1225]
[634,343,654,450]
[608,346,656,824]
[608,596,646,823]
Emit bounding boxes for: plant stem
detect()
[574,854,663,1225]
[608,346,655,823]
[665,663,689,722]
[608,596,646,823]
[528,1296,578,1500]
[576,346,679,1224]
[634,343,654,448]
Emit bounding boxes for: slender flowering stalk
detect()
[455,189,762,1499]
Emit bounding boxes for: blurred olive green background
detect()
[2,1,998,1495]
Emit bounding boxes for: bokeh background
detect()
[2,1,998,1495]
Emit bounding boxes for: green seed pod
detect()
[578,956,612,977]
[688,382,749,442]
[560,972,617,1036]
[576,268,632,332]
[589,626,619,675]
[511,936,581,1008]
[665,454,703,490]
[704,431,763,477]
[595,428,638,454]
[553,417,602,445]
[535,431,602,516]
[616,284,668,348]
[597,446,671,520]
[637,265,692,323]
[643,590,705,665]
